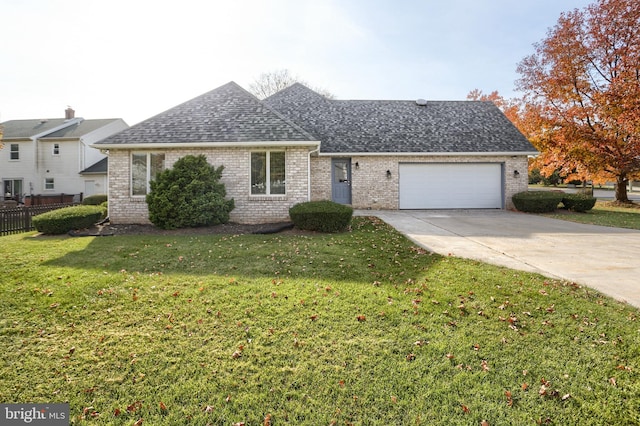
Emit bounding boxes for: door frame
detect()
[331,158,352,204]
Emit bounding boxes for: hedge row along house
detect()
[93,82,537,224]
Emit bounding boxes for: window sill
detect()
[248,195,287,202]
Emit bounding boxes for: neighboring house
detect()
[1,109,128,203]
[93,82,537,225]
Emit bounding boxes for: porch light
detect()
[355,162,359,169]
[386,170,392,179]
[514,170,520,177]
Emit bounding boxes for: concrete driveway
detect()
[357,209,640,308]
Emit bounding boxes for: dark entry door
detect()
[331,158,352,204]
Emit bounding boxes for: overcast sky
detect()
[1,0,593,126]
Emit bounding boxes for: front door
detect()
[331,158,352,204]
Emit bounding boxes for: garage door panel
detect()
[399,163,503,209]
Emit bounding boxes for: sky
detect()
[1,0,594,126]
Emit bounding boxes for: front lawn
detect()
[1,217,639,425]
[542,201,640,230]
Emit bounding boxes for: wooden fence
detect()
[0,203,77,236]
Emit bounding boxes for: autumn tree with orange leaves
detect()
[516,0,640,202]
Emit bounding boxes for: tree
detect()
[516,0,640,202]
[248,69,335,99]
[146,155,234,229]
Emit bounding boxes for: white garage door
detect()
[399,163,503,209]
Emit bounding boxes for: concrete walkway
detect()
[356,209,640,308]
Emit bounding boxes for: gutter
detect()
[317,151,539,157]
[91,140,321,150]
[307,144,321,201]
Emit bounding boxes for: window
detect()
[132,152,165,196]
[45,178,55,190]
[251,151,285,195]
[10,144,19,160]
[53,143,60,155]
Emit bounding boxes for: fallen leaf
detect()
[461,404,470,413]
[505,390,513,407]
[159,401,167,412]
[446,353,455,360]
[113,408,121,417]
[203,405,214,413]
[609,377,617,387]
[263,413,272,426]
[357,315,366,322]
[406,353,416,361]
[127,401,142,413]
[133,418,143,426]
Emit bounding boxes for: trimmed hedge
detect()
[82,194,108,205]
[289,200,353,233]
[512,191,563,213]
[32,205,105,235]
[562,193,597,212]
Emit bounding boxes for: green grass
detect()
[1,217,639,425]
[542,201,640,230]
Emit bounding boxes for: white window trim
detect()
[44,178,55,191]
[250,150,286,196]
[9,144,19,161]
[130,152,164,197]
[52,143,60,156]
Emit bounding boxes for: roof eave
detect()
[91,140,321,150]
[318,151,539,157]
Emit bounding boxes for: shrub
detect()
[512,191,563,213]
[541,170,561,186]
[32,205,105,235]
[82,194,108,205]
[562,193,597,212]
[289,200,353,232]
[146,154,235,230]
[528,169,542,185]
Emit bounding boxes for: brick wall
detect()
[310,155,529,210]
[107,150,530,225]
[107,147,311,225]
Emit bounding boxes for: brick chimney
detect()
[65,107,75,120]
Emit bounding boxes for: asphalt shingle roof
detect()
[45,119,122,138]
[80,157,107,174]
[1,118,122,139]
[95,82,316,146]
[265,83,537,154]
[1,118,70,139]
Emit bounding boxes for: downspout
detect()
[307,144,320,201]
